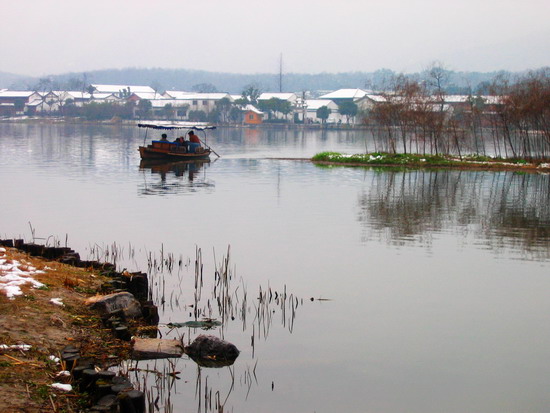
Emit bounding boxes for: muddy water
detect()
[1,122,549,412]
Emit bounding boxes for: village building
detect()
[243,105,263,125]
[56,91,93,107]
[303,99,342,123]
[148,99,190,119]
[126,91,164,103]
[0,91,36,116]
[355,94,387,111]
[160,92,233,114]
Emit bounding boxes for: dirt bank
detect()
[0,247,131,413]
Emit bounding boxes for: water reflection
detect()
[131,247,304,412]
[358,170,550,258]
[138,159,215,196]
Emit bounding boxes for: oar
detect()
[198,137,220,158]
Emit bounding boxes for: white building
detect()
[355,94,387,111]
[149,99,191,119]
[160,92,233,114]
[303,99,342,123]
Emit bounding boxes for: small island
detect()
[312,152,550,172]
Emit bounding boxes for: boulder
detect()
[184,335,239,367]
[131,338,184,360]
[85,292,142,319]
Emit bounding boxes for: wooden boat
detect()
[137,122,218,160]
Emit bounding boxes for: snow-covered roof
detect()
[163,91,194,99]
[305,99,338,110]
[130,91,164,100]
[63,91,92,99]
[91,84,155,94]
[258,92,297,101]
[364,94,387,103]
[244,104,263,114]
[443,95,502,104]
[319,88,371,100]
[90,93,119,100]
[0,91,35,98]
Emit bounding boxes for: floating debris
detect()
[167,319,222,329]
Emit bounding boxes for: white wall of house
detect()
[303,99,344,123]
[167,93,233,114]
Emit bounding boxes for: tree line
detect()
[361,68,550,160]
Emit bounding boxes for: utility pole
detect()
[278,53,283,93]
[302,90,307,123]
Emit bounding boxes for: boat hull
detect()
[138,145,211,161]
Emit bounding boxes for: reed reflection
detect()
[138,159,214,196]
[128,246,304,412]
[358,170,550,258]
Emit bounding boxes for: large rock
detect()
[184,335,239,367]
[85,292,142,318]
[131,338,184,360]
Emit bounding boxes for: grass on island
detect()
[311,152,547,170]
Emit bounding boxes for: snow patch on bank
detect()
[0,247,46,299]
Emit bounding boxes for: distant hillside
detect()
[3,67,544,94]
[0,71,35,90]
[48,67,508,95]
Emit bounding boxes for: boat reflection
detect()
[138,159,215,195]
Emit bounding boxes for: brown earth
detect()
[0,248,132,413]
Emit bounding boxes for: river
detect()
[1,122,549,412]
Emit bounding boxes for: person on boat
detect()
[160,133,168,141]
[175,135,190,152]
[188,130,201,144]
[187,130,201,153]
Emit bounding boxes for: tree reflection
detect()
[358,170,550,258]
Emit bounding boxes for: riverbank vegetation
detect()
[312,152,550,172]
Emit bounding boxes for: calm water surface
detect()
[1,122,549,413]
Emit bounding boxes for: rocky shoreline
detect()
[0,239,159,412]
[0,239,241,412]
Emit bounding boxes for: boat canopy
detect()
[138,122,216,131]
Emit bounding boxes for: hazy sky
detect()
[2,0,549,77]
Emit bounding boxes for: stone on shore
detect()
[131,338,184,360]
[84,292,142,318]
